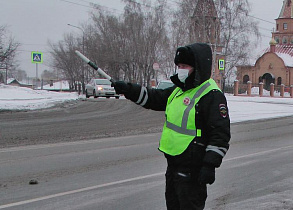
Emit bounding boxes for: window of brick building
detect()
[276,24,279,31]
[243,75,249,84]
[283,23,288,30]
[275,36,279,43]
[282,36,288,44]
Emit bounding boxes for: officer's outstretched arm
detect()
[112,81,175,111]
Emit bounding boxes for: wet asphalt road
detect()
[0,98,165,148]
[0,98,293,209]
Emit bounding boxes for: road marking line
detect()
[0,144,292,209]
[224,144,293,162]
[0,172,163,209]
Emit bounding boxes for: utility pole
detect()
[67,23,86,94]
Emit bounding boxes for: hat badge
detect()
[183,97,191,105]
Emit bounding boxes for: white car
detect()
[156,80,174,89]
[85,79,120,99]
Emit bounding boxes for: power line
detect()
[60,0,123,14]
[77,0,124,13]
[60,0,93,9]
[62,0,278,26]
[21,43,49,46]
[260,33,272,39]
[62,0,167,13]
[259,26,274,32]
[62,0,276,40]
[246,14,275,25]
[167,0,276,25]
[16,49,51,53]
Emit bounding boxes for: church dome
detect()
[269,38,277,45]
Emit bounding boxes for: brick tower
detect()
[191,0,224,89]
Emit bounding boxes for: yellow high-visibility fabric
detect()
[159,79,220,156]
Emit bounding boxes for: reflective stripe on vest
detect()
[159,79,220,156]
[165,82,211,136]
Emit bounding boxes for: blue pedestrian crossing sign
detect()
[218,59,225,71]
[31,52,43,63]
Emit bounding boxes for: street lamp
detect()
[67,23,85,93]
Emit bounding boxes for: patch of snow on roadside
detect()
[0,84,79,110]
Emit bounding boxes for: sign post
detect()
[218,59,225,92]
[31,52,43,89]
[151,63,160,88]
[218,59,225,71]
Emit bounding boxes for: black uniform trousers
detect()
[164,141,207,210]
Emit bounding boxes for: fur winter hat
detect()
[174,46,196,69]
[173,43,212,87]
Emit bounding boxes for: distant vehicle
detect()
[85,79,119,99]
[156,80,174,89]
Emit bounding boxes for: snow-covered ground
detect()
[40,80,70,91]
[0,84,79,110]
[226,95,293,123]
[0,84,292,123]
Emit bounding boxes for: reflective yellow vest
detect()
[159,78,221,156]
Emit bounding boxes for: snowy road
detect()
[0,105,293,209]
[0,99,165,148]
[1,86,293,209]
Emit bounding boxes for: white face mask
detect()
[177,69,189,83]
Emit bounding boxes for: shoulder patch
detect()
[219,104,227,118]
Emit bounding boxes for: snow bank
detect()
[0,84,78,110]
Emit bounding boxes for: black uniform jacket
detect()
[122,43,231,168]
[123,80,230,168]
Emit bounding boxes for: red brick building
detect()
[236,0,293,90]
[192,0,224,88]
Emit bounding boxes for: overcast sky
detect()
[0,0,284,78]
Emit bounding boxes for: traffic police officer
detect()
[112,43,231,210]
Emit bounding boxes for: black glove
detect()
[198,166,215,185]
[111,81,130,94]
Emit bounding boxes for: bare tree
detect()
[49,34,83,91]
[215,0,260,84]
[170,0,199,46]
[169,0,260,87]
[47,0,259,92]
[13,70,27,81]
[89,10,126,81]
[41,69,56,84]
[89,0,168,87]
[0,25,20,84]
